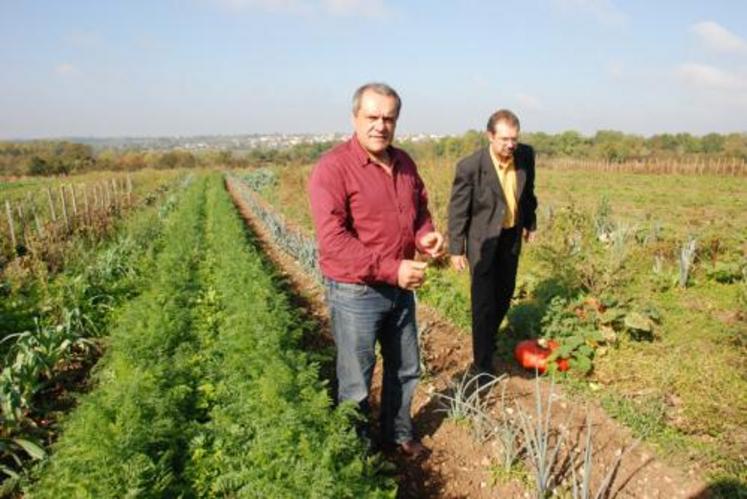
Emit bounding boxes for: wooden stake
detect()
[111,178,119,209]
[46,187,57,222]
[59,185,70,230]
[5,200,17,252]
[93,184,100,211]
[104,181,111,208]
[31,202,43,239]
[69,184,78,217]
[82,184,90,225]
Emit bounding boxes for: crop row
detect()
[0,176,188,489]
[28,174,394,497]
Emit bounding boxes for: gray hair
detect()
[352,82,402,117]
[487,109,521,133]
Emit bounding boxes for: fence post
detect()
[69,184,78,218]
[127,174,133,205]
[82,184,90,226]
[111,178,119,210]
[5,200,17,252]
[46,187,57,222]
[59,185,70,231]
[104,181,111,209]
[93,184,100,211]
[31,201,43,239]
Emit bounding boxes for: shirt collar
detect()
[350,134,398,169]
[489,145,514,170]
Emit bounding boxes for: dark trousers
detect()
[470,227,520,374]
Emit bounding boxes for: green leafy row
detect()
[28,175,209,497]
[0,175,185,486]
[28,174,395,497]
[185,175,394,497]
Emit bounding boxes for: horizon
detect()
[3,127,746,144]
[2,1,746,139]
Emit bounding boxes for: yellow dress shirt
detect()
[489,147,518,229]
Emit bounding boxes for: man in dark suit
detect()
[447,109,538,379]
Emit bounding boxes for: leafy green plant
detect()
[540,296,603,374]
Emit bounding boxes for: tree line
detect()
[2,130,746,177]
[402,130,747,163]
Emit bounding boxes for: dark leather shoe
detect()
[398,440,430,459]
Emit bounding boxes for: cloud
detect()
[515,92,543,111]
[211,0,389,17]
[678,63,746,90]
[553,0,627,27]
[691,21,747,55]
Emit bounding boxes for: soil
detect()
[226,178,711,499]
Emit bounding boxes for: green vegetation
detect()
[26,174,395,497]
[0,175,183,489]
[3,128,747,178]
[251,157,747,490]
[0,169,181,268]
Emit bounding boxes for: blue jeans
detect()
[324,279,421,445]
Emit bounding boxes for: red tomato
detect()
[514,339,570,373]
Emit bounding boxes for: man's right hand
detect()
[450,255,468,272]
[397,260,428,290]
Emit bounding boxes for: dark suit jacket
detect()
[447,144,538,272]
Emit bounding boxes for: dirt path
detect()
[226,178,708,499]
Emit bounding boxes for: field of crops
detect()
[0,172,396,496]
[250,159,747,490]
[1,161,744,496]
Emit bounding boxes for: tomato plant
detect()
[514,338,569,374]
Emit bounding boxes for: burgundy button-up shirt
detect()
[309,135,435,286]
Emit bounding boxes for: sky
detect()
[1,0,746,139]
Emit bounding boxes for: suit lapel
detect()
[483,147,527,202]
[514,149,527,199]
[515,167,527,200]
[480,148,506,204]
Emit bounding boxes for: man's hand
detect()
[450,255,468,272]
[419,231,445,258]
[523,229,536,243]
[398,260,428,290]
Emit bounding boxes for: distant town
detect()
[65,133,448,152]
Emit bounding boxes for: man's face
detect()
[353,90,398,158]
[488,121,519,162]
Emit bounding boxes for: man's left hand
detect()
[419,231,445,258]
[523,229,536,243]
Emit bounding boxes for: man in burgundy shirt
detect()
[309,82,443,457]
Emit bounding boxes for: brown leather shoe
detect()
[398,440,429,459]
